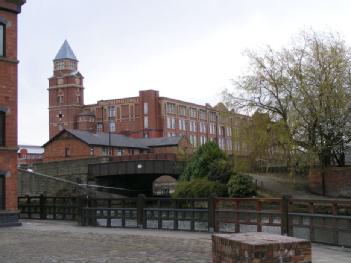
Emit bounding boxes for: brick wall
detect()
[18,156,135,197]
[18,168,122,198]
[309,167,351,197]
[0,151,17,210]
[212,233,311,263]
[0,0,24,211]
[44,137,91,162]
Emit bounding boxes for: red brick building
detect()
[49,41,249,155]
[43,129,190,162]
[0,0,25,225]
[18,145,44,166]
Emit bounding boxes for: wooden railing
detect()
[213,197,284,234]
[288,198,351,246]
[18,195,351,247]
[18,195,77,220]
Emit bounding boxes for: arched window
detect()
[0,22,5,57]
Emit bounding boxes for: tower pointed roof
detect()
[54,40,77,61]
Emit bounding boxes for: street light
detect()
[108,116,113,157]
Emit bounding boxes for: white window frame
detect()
[144,102,148,115]
[109,121,116,132]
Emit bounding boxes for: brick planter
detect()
[212,232,311,263]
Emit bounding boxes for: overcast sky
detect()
[18,0,351,145]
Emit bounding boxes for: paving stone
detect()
[0,220,350,263]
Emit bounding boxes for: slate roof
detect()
[137,136,183,147]
[54,40,77,61]
[66,129,149,149]
[44,129,184,149]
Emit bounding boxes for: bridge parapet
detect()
[88,159,185,179]
[108,153,177,162]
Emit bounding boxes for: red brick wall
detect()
[44,138,91,162]
[48,61,84,138]
[0,0,24,211]
[309,167,351,197]
[43,134,146,162]
[139,90,163,138]
[0,151,17,210]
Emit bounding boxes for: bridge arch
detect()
[152,175,177,196]
[88,159,184,196]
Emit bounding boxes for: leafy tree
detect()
[227,173,256,197]
[172,178,227,198]
[181,141,232,184]
[239,111,291,170]
[224,30,351,169]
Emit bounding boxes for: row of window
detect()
[96,121,117,133]
[166,117,232,136]
[64,147,128,157]
[54,60,77,71]
[56,78,81,85]
[56,90,81,105]
[97,116,149,132]
[165,102,217,121]
[105,105,136,120]
[173,132,233,150]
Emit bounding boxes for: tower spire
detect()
[54,40,77,61]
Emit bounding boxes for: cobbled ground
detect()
[0,220,350,263]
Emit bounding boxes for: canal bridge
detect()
[88,154,185,195]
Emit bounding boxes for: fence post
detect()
[137,194,145,229]
[208,196,215,233]
[281,195,290,236]
[26,195,31,219]
[77,195,89,225]
[40,194,47,219]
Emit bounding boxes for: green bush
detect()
[227,173,256,197]
[172,178,227,198]
[181,141,232,184]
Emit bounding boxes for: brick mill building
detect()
[0,0,25,225]
[47,41,249,160]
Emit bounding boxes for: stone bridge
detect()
[88,159,185,195]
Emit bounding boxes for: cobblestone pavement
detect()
[0,220,350,263]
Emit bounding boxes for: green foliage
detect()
[227,173,256,197]
[224,30,351,168]
[233,157,251,172]
[172,178,227,198]
[181,141,232,184]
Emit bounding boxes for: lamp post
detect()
[108,116,113,157]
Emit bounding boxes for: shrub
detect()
[227,173,256,197]
[181,141,232,184]
[172,178,227,198]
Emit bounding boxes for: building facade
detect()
[0,0,25,223]
[43,129,190,162]
[49,41,249,155]
[18,145,44,166]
